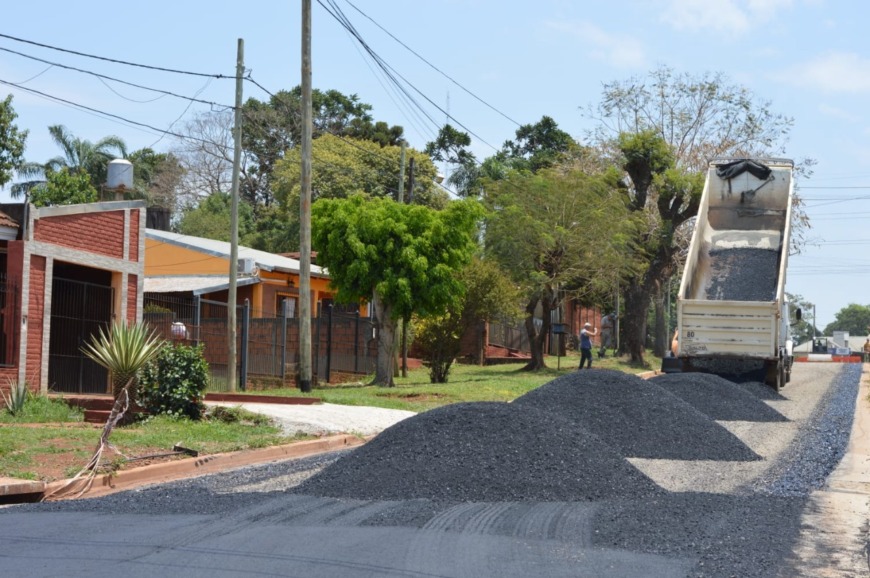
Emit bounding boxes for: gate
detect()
[48,278,115,394]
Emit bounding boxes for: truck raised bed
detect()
[671,158,797,390]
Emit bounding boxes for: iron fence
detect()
[0,275,17,367]
[143,293,377,391]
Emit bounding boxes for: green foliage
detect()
[207,405,272,426]
[312,195,483,320]
[1,379,29,416]
[0,95,27,188]
[274,135,448,210]
[822,303,870,337]
[81,321,164,398]
[127,148,184,207]
[138,344,210,420]
[43,124,127,189]
[501,115,577,173]
[177,191,255,242]
[786,293,816,344]
[29,167,98,207]
[0,393,83,423]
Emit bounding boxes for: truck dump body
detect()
[677,159,794,363]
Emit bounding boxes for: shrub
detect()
[1,378,29,416]
[138,343,209,420]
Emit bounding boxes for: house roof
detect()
[145,229,328,277]
[145,275,260,296]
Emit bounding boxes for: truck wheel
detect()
[764,360,783,391]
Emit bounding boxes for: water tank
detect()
[107,159,134,190]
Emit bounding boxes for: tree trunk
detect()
[372,295,396,386]
[622,281,652,363]
[653,280,667,358]
[522,288,555,371]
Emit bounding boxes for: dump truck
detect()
[671,158,797,390]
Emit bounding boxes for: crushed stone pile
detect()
[650,372,788,422]
[706,248,779,301]
[295,401,663,503]
[513,369,760,461]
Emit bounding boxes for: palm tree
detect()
[11,125,128,199]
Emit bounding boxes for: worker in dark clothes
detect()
[578,322,597,369]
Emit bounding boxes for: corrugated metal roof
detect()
[145,275,260,295]
[146,229,328,277]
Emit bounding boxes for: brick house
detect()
[0,200,145,395]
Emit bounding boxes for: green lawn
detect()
[250,350,657,412]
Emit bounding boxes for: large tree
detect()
[587,67,797,363]
[312,196,482,386]
[0,95,27,189]
[485,166,636,370]
[822,304,870,337]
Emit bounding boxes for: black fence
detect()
[144,293,378,391]
[0,275,17,367]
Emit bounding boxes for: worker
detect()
[578,322,598,369]
[671,329,679,357]
[863,338,870,363]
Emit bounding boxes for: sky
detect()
[0,0,868,330]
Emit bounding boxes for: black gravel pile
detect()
[649,372,788,422]
[706,247,779,301]
[513,369,760,461]
[295,401,662,502]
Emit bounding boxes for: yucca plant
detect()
[81,321,165,400]
[1,377,29,415]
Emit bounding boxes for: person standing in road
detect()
[863,338,870,363]
[578,322,597,369]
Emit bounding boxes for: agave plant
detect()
[81,321,164,399]
[1,377,29,415]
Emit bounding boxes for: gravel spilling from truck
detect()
[649,371,788,421]
[705,247,779,301]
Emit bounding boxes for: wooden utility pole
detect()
[228,38,244,392]
[299,0,313,393]
[398,141,407,376]
[407,157,415,204]
[397,141,406,202]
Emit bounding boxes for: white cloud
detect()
[784,52,870,93]
[818,103,861,122]
[546,20,647,69]
[660,0,795,35]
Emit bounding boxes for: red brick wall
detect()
[34,211,125,259]
[26,255,46,389]
[127,274,138,322]
[128,209,140,262]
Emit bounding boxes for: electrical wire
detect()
[0,32,230,78]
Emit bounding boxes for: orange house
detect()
[144,229,339,318]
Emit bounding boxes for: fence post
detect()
[354,311,360,373]
[239,299,250,392]
[325,302,333,384]
[314,301,322,384]
[281,298,289,380]
[193,295,201,346]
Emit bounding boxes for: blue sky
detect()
[1,0,868,330]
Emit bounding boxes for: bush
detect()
[138,343,209,420]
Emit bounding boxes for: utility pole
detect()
[227,38,244,393]
[299,0,313,393]
[397,141,406,203]
[407,157,415,204]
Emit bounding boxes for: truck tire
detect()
[764,359,784,391]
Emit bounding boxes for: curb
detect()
[40,434,365,502]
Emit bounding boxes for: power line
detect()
[341,0,522,128]
[0,45,234,108]
[0,32,230,78]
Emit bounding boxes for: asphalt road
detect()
[0,363,865,578]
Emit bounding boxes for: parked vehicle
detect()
[670,158,798,390]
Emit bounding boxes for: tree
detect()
[822,304,870,337]
[176,191,254,242]
[29,167,98,207]
[127,148,184,209]
[485,167,636,370]
[587,67,797,363]
[413,257,521,382]
[0,95,27,188]
[785,293,816,345]
[312,196,483,386]
[501,115,577,173]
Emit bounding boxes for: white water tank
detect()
[107,159,134,190]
